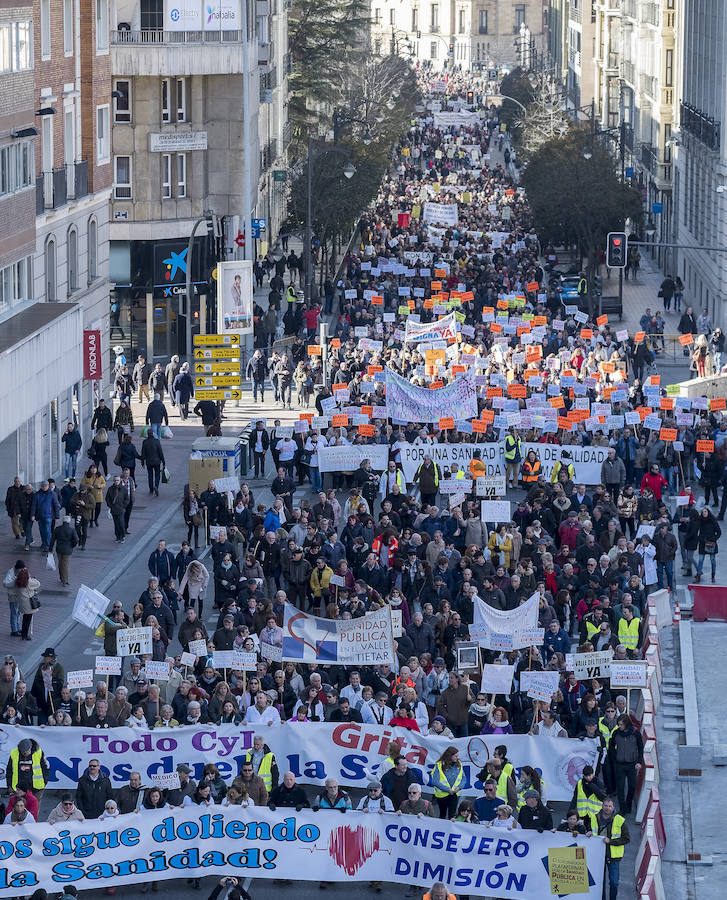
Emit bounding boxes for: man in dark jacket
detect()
[518,790,554,830]
[91,400,113,432]
[145,393,168,439]
[414,456,441,508]
[268,771,309,810]
[248,421,270,477]
[201,481,224,526]
[76,760,114,818]
[406,612,436,656]
[105,476,130,542]
[172,365,194,419]
[193,399,219,429]
[149,363,168,400]
[142,591,176,637]
[140,433,165,496]
[31,482,60,552]
[608,715,644,815]
[381,756,421,811]
[132,356,152,402]
[49,515,78,585]
[115,771,144,814]
[653,522,678,591]
[61,423,83,479]
[271,467,297,513]
[5,476,25,540]
[148,539,175,582]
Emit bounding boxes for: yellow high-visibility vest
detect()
[575,779,602,818]
[618,617,640,650]
[9,747,45,791]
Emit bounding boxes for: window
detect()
[176,78,187,122]
[389,8,395,25]
[88,218,97,281]
[114,80,131,123]
[64,0,74,54]
[373,8,381,25]
[412,8,418,31]
[161,153,171,198]
[96,106,110,163]
[515,5,526,28]
[67,228,78,294]
[430,3,438,31]
[114,156,132,199]
[458,9,465,33]
[430,40,437,58]
[45,238,56,301]
[665,48,673,87]
[161,78,170,123]
[176,153,187,198]
[140,0,164,29]
[161,78,186,123]
[479,10,488,33]
[41,0,50,58]
[0,141,34,197]
[0,256,32,313]
[96,0,109,50]
[0,20,33,72]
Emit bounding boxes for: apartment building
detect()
[370,0,545,73]
[0,0,111,483]
[673,0,726,326]
[108,0,290,363]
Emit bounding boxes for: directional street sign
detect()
[193,333,240,346]
[195,375,242,387]
[194,361,240,373]
[196,389,242,401]
[194,347,240,359]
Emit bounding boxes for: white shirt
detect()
[276,439,297,462]
[341,684,364,709]
[361,702,393,726]
[245,704,281,726]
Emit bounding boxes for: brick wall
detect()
[80,0,112,193]
[33,0,75,173]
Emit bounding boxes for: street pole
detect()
[305,133,313,304]
[319,319,329,387]
[240,0,252,265]
[185,215,208,362]
[618,82,625,314]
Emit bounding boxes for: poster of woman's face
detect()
[218,261,253,334]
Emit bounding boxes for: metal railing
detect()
[639,1,659,26]
[639,333,703,365]
[622,60,636,84]
[640,73,657,99]
[111,29,244,44]
[681,101,721,151]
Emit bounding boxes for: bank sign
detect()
[164,0,240,30]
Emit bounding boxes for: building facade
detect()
[370,0,545,73]
[108,0,289,365]
[0,0,110,484]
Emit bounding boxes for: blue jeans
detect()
[310,465,322,494]
[606,860,620,900]
[697,553,717,578]
[65,452,78,478]
[715,352,723,372]
[253,380,265,401]
[661,465,677,494]
[38,517,52,549]
[8,600,21,634]
[657,560,674,590]
[22,517,33,547]
[150,423,161,439]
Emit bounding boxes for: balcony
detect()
[622,60,635,84]
[36,161,89,211]
[261,139,278,171]
[623,0,637,18]
[640,73,657,98]
[568,46,581,69]
[65,160,88,201]
[111,29,260,76]
[680,101,721,151]
[282,120,293,148]
[640,142,657,175]
[569,4,581,23]
[639,2,659,26]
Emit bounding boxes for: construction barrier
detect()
[688,582,727,622]
[642,787,667,855]
[635,829,665,899]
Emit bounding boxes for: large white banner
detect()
[398,442,608,485]
[404,312,458,344]
[423,201,459,226]
[386,370,478,424]
[317,444,389,473]
[433,110,481,128]
[0,724,598,801]
[471,594,540,653]
[282,606,395,665]
[0,807,605,898]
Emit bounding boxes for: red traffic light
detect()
[612,238,622,246]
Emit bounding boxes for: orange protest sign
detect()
[451,365,466,375]
[517,326,530,336]
[300,412,314,422]
[430,380,444,389]
[481,409,495,423]
[526,345,542,362]
[660,427,678,441]
[423,298,434,309]
[557,417,572,431]
[435,269,447,278]
[490,323,502,333]
[331,338,341,349]
[307,344,322,356]
[462,291,474,301]
[679,333,694,346]
[505,188,515,195]
[425,349,446,366]
[648,375,660,385]
[601,361,615,373]
[508,383,527,398]
[367,365,383,375]
[358,424,375,437]
[580,329,593,340]
[550,395,565,409]
[711,397,726,411]
[497,299,509,310]
[360,405,373,417]
[603,386,614,400]
[486,386,503,398]
[332,383,347,392]
[533,316,547,326]
[660,398,674,410]
[332,414,349,427]
[407,300,415,309]
[526,281,539,292]
[596,314,609,326]
[482,306,494,316]
[431,281,442,291]
[634,331,646,343]
[472,419,488,433]
[697,440,715,453]
[439,417,455,430]
[371,295,383,305]
[636,406,652,420]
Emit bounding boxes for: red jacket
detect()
[640,472,668,501]
[303,307,320,329]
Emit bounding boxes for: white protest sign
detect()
[66,669,94,689]
[72,584,109,628]
[231,651,258,671]
[329,574,347,588]
[260,641,283,662]
[117,627,153,657]
[318,445,389,472]
[188,639,208,656]
[95,656,122,675]
[391,609,403,637]
[180,652,197,668]
[518,627,545,646]
[150,771,181,790]
[520,670,561,701]
[481,664,515,695]
[481,500,511,522]
[211,651,234,670]
[476,475,508,498]
[565,649,613,679]
[144,660,170,681]
[609,660,648,687]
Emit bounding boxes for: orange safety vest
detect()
[522,458,542,483]
[372,535,398,567]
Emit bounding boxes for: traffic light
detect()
[592,275,603,297]
[416,29,421,38]
[448,43,454,55]
[606,232,627,268]
[466,90,474,105]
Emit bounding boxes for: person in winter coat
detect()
[414,457,441,508]
[268,772,309,810]
[76,760,114,818]
[608,715,644,815]
[601,449,626,499]
[248,421,270,478]
[61,423,83,478]
[49,516,77,585]
[695,507,722,583]
[140,433,165,496]
[14,567,41,641]
[172,364,194,419]
[518,790,553,830]
[406,612,437,657]
[31,481,61,551]
[148,540,175,582]
[640,464,668,501]
[47,794,85,824]
[246,349,268,403]
[678,507,700,577]
[116,434,142,482]
[105,476,130,543]
[113,399,134,444]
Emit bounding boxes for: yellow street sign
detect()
[194,361,240,373]
[194,347,240,359]
[195,375,242,387]
[193,333,240,346]
[195,389,242,400]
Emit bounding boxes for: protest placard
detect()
[95,656,122,675]
[144,660,170,681]
[117,627,153,657]
[455,641,481,674]
[179,651,197,668]
[150,771,181,790]
[481,500,511,521]
[188,638,208,656]
[72,584,109,628]
[260,641,283,662]
[564,649,613,679]
[66,669,94,689]
[609,660,648,687]
[231,651,258,671]
[548,846,590,894]
[391,609,403,637]
[520,670,560,701]
[481,663,515,695]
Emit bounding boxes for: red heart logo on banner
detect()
[328,824,380,875]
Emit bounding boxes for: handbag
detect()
[29,593,41,610]
[657,289,664,298]
[162,465,171,484]
[191,512,203,526]
[113,447,122,466]
[704,541,717,554]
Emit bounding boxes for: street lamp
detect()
[343,162,357,179]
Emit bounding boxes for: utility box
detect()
[189,437,241,494]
